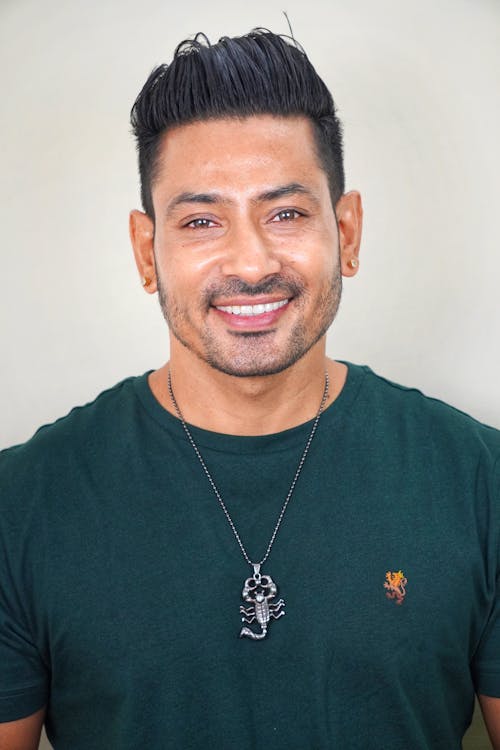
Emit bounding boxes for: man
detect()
[0,29,499,750]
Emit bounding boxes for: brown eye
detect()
[272,209,301,223]
[187,218,214,229]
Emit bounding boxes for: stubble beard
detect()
[156,268,342,378]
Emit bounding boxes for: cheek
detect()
[285,242,338,279]
[279,223,338,273]
[155,243,219,295]
[156,222,228,272]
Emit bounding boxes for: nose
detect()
[220,220,282,284]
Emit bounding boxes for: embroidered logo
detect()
[384,570,407,605]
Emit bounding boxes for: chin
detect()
[201,330,324,378]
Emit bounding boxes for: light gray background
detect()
[0,0,498,746]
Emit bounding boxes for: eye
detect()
[185,217,217,229]
[271,209,302,223]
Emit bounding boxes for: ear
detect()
[336,191,363,277]
[129,209,157,293]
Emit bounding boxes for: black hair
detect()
[130,29,345,218]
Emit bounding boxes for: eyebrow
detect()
[164,182,319,218]
[252,182,318,205]
[166,192,222,214]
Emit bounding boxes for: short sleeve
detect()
[472,455,500,698]
[473,586,500,696]
[0,565,49,721]
[0,450,49,722]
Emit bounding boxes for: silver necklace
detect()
[168,369,329,640]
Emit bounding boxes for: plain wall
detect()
[0,2,499,746]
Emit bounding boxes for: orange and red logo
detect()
[384,570,407,605]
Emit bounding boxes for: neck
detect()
[148,340,347,436]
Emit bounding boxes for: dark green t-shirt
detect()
[1,363,499,749]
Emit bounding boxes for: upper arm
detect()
[479,695,500,750]
[0,706,46,750]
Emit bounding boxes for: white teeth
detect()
[216,299,289,315]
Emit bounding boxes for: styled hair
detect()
[130,29,345,218]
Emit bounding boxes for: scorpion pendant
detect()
[239,564,285,640]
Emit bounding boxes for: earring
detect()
[141,276,151,287]
[348,259,359,269]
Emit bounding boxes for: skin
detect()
[0,707,45,749]
[130,115,362,434]
[480,695,500,749]
[3,114,499,747]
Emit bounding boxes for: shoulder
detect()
[0,374,152,564]
[349,362,500,462]
[0,373,148,488]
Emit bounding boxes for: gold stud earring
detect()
[141,276,151,287]
[348,259,359,269]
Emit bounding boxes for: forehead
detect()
[152,115,328,204]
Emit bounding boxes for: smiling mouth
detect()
[214,299,289,316]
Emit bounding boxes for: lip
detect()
[211,298,291,330]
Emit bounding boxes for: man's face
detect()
[149,115,343,377]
